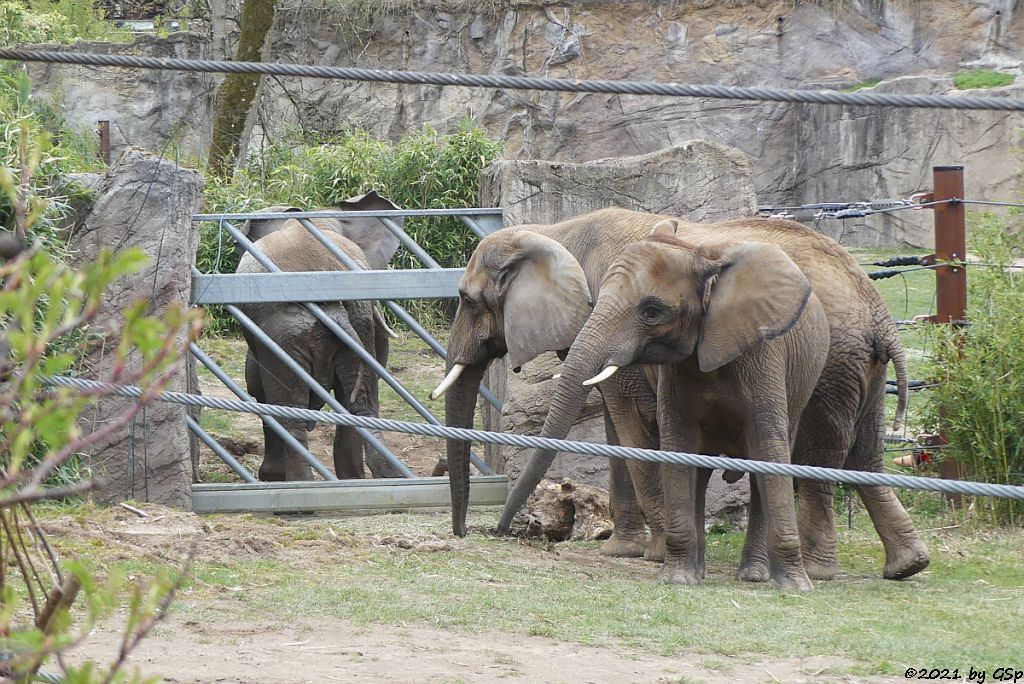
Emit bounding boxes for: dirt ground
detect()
[79,614,887,684]
[52,506,907,684]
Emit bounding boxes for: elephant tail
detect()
[879,316,909,433]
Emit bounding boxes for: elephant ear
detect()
[239,206,302,254]
[501,231,593,370]
[649,218,680,237]
[331,190,402,270]
[698,241,812,373]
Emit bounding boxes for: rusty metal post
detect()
[932,165,967,492]
[98,120,110,165]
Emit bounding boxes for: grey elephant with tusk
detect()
[236,192,404,481]
[433,209,673,547]
[570,227,832,589]
[479,209,928,583]
[454,208,929,581]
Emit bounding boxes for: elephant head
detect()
[240,190,402,270]
[430,228,592,536]
[497,222,814,532]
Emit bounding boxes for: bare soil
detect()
[79,613,884,684]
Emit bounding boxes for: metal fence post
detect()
[98,120,110,165]
[932,165,968,494]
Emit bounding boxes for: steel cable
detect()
[42,375,1024,501]
[5,49,1024,111]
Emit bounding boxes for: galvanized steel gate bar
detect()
[188,208,504,500]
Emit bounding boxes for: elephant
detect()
[432,209,680,548]
[239,190,401,271]
[455,208,927,583]
[565,227,832,588]
[234,192,403,481]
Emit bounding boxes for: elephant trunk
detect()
[496,309,630,535]
[444,362,487,537]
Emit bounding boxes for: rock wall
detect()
[20,0,1024,248]
[69,148,203,507]
[792,76,1024,247]
[24,33,217,163]
[253,0,1024,245]
[480,141,755,525]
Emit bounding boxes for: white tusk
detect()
[582,365,619,386]
[430,363,466,400]
[552,373,562,380]
[374,304,399,339]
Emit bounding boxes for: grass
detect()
[37,503,1024,677]
[953,70,1015,90]
[842,78,881,93]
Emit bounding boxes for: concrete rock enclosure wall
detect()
[480,141,756,522]
[793,77,1024,247]
[22,1,1024,247]
[69,148,203,507]
[25,34,217,163]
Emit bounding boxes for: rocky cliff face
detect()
[23,0,1024,245]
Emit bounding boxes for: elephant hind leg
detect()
[791,393,857,581]
[245,348,313,482]
[848,382,929,580]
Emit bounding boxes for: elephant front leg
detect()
[797,478,839,580]
[600,389,666,560]
[752,442,812,591]
[736,476,770,582]
[601,456,648,558]
[332,426,365,479]
[658,462,704,585]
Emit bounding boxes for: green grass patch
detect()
[842,78,881,93]
[953,70,1015,90]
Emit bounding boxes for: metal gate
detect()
[187,207,508,513]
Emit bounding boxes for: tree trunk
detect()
[207,0,276,179]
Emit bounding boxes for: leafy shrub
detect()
[953,69,1015,90]
[1,73,105,261]
[201,121,503,331]
[1,121,199,682]
[0,0,131,46]
[925,213,1024,525]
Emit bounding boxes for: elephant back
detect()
[238,191,402,270]
[236,222,372,275]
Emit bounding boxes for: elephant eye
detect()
[638,297,669,322]
[460,291,477,307]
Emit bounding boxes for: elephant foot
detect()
[770,567,814,591]
[735,559,770,583]
[658,560,703,586]
[803,557,838,581]
[644,530,667,562]
[599,532,647,558]
[883,542,930,580]
[258,466,285,482]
